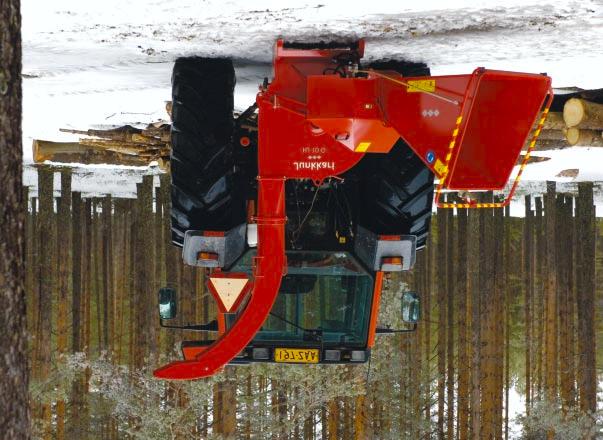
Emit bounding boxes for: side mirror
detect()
[401,291,420,324]
[159,287,177,320]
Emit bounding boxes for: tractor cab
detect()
[158,250,420,367]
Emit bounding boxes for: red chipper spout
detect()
[153,178,286,380]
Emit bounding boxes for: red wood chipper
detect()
[154,39,552,380]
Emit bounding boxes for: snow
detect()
[18,2,603,433]
[21,0,603,201]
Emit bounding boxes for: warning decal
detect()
[407,79,436,93]
[208,275,251,313]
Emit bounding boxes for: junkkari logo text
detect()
[293,161,336,171]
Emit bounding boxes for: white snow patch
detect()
[21,0,603,198]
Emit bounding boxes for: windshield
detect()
[231,251,373,347]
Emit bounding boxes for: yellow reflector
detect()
[198,252,218,261]
[355,142,371,153]
[434,159,447,176]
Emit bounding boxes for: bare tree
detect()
[0,0,31,437]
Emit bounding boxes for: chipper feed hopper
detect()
[154,39,552,380]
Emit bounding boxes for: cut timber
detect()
[60,126,142,142]
[79,138,169,156]
[142,122,171,142]
[565,128,603,147]
[33,139,169,169]
[542,112,565,130]
[563,98,603,129]
[532,138,570,151]
[61,123,171,143]
[537,129,567,141]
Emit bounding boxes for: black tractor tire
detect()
[170,57,246,246]
[366,59,431,77]
[356,59,434,249]
[356,140,434,249]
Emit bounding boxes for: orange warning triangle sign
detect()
[207,273,251,313]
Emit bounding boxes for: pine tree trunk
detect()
[141,176,156,358]
[24,191,34,373]
[576,182,596,416]
[456,206,469,440]
[112,200,126,363]
[304,410,315,440]
[566,195,577,406]
[92,200,103,352]
[557,194,575,407]
[423,237,433,425]
[222,368,237,437]
[245,375,252,440]
[445,207,455,440]
[161,174,177,354]
[214,382,223,435]
[410,320,421,439]
[436,208,447,440]
[101,196,113,355]
[468,202,481,438]
[155,179,166,354]
[36,167,54,439]
[133,177,154,367]
[0,0,30,434]
[504,205,511,440]
[83,199,92,398]
[523,196,533,413]
[327,400,339,440]
[478,195,495,439]
[68,192,85,438]
[353,395,370,440]
[492,204,505,439]
[544,182,558,405]
[28,197,38,360]
[148,179,158,357]
[72,193,83,352]
[534,197,544,399]
[56,169,72,440]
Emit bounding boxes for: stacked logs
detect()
[563,98,603,146]
[533,92,603,151]
[33,122,171,170]
[31,93,603,169]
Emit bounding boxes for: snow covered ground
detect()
[21,0,603,203]
[18,2,603,434]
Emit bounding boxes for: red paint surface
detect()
[154,39,551,379]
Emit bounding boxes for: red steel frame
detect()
[154,39,552,380]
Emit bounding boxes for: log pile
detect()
[32,122,171,169]
[565,127,603,147]
[532,90,603,151]
[31,90,603,169]
[563,98,603,130]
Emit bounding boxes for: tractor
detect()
[154,40,552,380]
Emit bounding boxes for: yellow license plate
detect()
[274,348,319,364]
